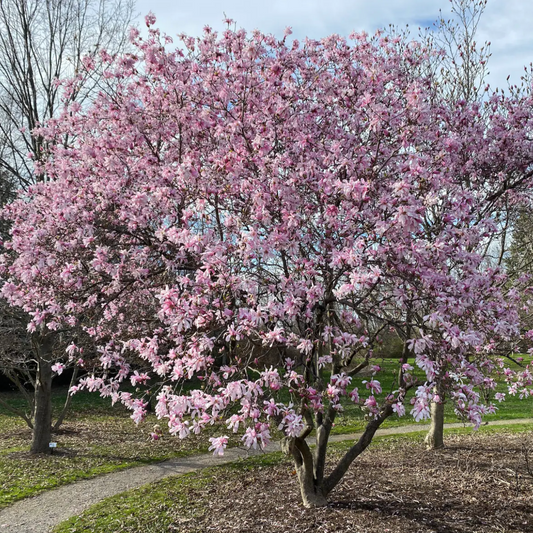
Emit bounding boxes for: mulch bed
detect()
[177,431,533,533]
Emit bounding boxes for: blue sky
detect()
[134,0,533,93]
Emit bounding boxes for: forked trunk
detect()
[425,397,445,449]
[282,435,329,508]
[285,406,394,508]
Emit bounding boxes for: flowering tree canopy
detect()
[2,17,533,506]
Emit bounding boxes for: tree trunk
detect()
[425,397,445,449]
[286,406,395,507]
[30,332,55,454]
[296,463,328,508]
[282,436,328,508]
[323,405,393,496]
[30,357,53,454]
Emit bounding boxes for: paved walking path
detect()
[0,418,531,533]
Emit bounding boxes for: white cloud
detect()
[479,0,533,89]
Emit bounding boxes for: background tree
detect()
[417,0,532,449]
[0,0,136,454]
[0,0,136,185]
[507,210,533,278]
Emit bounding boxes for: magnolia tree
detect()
[0,0,136,454]
[2,18,533,505]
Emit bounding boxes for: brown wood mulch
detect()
[175,431,533,533]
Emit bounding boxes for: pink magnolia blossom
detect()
[51,363,65,375]
[411,400,431,423]
[349,388,360,404]
[208,436,229,456]
[279,413,304,438]
[494,392,506,402]
[364,379,382,395]
[392,402,405,417]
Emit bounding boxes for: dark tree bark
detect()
[30,331,55,454]
[30,359,53,454]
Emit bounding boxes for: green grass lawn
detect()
[0,412,213,509]
[0,388,217,509]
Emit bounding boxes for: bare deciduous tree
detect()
[0,0,136,185]
[426,0,491,104]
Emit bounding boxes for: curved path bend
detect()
[0,418,531,533]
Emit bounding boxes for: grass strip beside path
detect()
[0,414,211,510]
